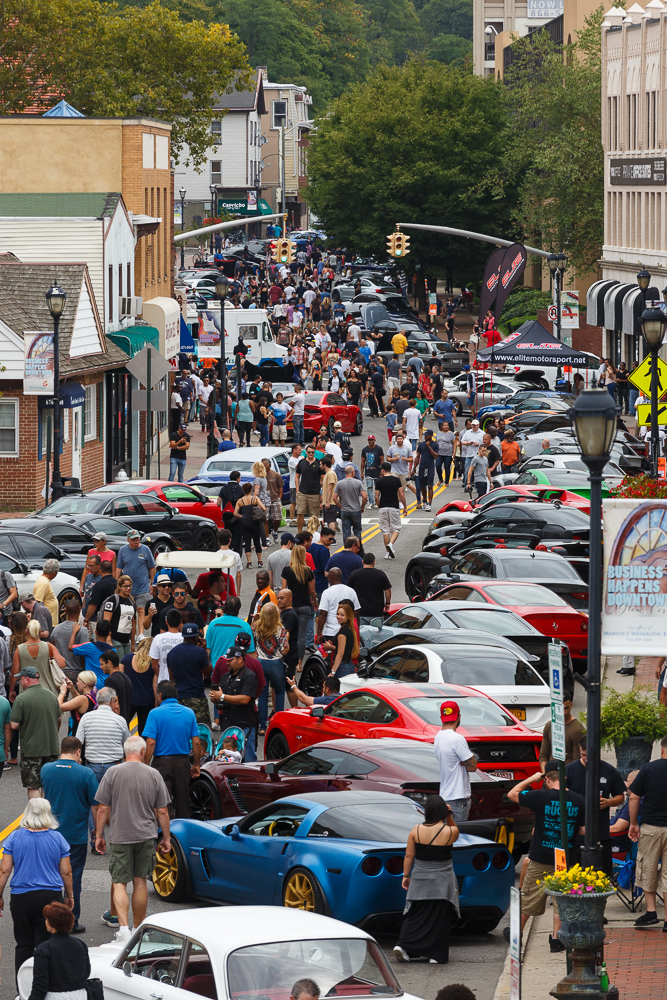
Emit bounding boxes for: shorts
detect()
[393,473,408,490]
[322,504,338,525]
[521,860,558,917]
[179,697,211,725]
[270,500,284,522]
[109,839,157,884]
[296,493,321,517]
[418,467,435,486]
[134,593,151,611]
[387,377,400,392]
[272,424,287,442]
[635,824,667,894]
[290,488,297,505]
[378,507,401,534]
[20,754,58,789]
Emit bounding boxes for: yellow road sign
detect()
[628,354,667,398]
[634,402,667,426]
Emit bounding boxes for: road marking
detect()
[0,812,23,848]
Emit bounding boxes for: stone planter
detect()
[546,889,614,998]
[614,735,652,779]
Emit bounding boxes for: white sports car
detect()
[18,907,426,1000]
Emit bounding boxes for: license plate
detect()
[509,708,526,720]
[493,770,514,779]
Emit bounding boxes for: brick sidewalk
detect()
[604,926,667,998]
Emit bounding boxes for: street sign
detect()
[132,390,167,411]
[125,346,173,388]
[547,304,557,322]
[628,354,667,398]
[634,402,667,427]
[554,848,567,872]
[509,886,521,1000]
[549,644,566,761]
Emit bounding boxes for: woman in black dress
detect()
[394,794,460,964]
[28,901,90,1000]
[234,482,266,569]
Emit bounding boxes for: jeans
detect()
[474,480,488,498]
[88,760,121,840]
[617,384,629,414]
[336,661,356,678]
[293,414,304,444]
[112,640,131,658]
[258,423,270,447]
[132,704,153,736]
[169,457,186,482]
[342,510,362,544]
[69,841,87,923]
[258,658,286,728]
[607,383,617,401]
[365,476,378,506]
[629,388,639,415]
[241,725,257,762]
[237,421,252,447]
[294,604,312,662]
[436,455,452,483]
[463,456,473,484]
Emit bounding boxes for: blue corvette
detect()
[153,791,514,933]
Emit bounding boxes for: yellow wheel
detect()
[494,819,515,854]
[152,838,187,902]
[282,868,325,913]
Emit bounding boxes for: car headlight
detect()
[402,790,432,806]
[143,536,151,542]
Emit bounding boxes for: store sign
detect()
[527,0,563,16]
[602,498,667,653]
[219,199,247,213]
[610,158,667,186]
[560,290,579,329]
[23,331,54,394]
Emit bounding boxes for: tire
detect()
[452,400,462,417]
[481,416,496,432]
[469,915,502,934]
[354,413,363,436]
[149,539,174,556]
[265,731,291,761]
[152,836,189,903]
[195,525,218,552]
[327,417,336,436]
[405,563,429,601]
[282,867,326,914]
[189,778,223,822]
[300,657,327,698]
[57,589,81,623]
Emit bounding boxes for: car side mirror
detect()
[123,962,133,978]
[264,762,276,774]
[311,706,325,719]
[370,618,383,630]
[224,823,241,839]
[356,663,369,678]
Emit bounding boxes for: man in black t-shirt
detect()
[565,734,624,875]
[295,446,322,532]
[83,563,117,629]
[348,553,391,623]
[629,736,667,927]
[374,463,405,559]
[278,589,300,702]
[361,435,384,509]
[209,646,258,760]
[509,761,585,950]
[169,424,190,483]
[143,575,174,638]
[100,649,133,723]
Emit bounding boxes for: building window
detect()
[633,94,637,150]
[164,187,168,278]
[211,120,221,137]
[127,262,132,298]
[108,265,113,323]
[84,384,97,441]
[118,263,123,298]
[211,160,222,185]
[0,400,18,455]
[272,100,287,128]
[613,96,618,149]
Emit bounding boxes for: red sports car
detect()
[302,391,363,438]
[435,485,591,516]
[431,580,588,668]
[93,480,222,527]
[264,682,542,781]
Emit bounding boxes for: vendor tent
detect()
[476,320,589,367]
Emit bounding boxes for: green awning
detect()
[108,326,159,358]
[259,199,273,216]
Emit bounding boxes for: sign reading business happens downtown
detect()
[602,498,667,653]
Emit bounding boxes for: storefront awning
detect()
[586,279,619,326]
[604,283,637,331]
[38,382,85,409]
[588,279,663,334]
[258,199,273,216]
[108,326,159,359]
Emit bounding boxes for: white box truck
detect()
[197,307,288,368]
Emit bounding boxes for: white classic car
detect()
[18,907,425,1000]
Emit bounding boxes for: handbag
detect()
[86,979,105,1000]
[49,656,67,687]
[250,499,266,522]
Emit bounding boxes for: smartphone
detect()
[210,684,221,692]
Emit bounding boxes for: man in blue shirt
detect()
[143,681,201,818]
[433,390,456,431]
[288,674,341,707]
[116,529,156,638]
[206,595,255,665]
[41,736,99,933]
[325,536,363,585]
[308,529,335,595]
[71,618,115,688]
[217,429,237,452]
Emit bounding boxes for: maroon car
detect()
[189,738,533,857]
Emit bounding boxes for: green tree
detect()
[419,0,472,39]
[361,0,424,66]
[0,0,251,166]
[305,59,515,285]
[501,9,604,272]
[424,34,472,66]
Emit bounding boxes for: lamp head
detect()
[637,268,651,291]
[547,254,559,275]
[485,24,493,34]
[45,282,67,319]
[556,252,568,270]
[215,273,230,300]
[641,306,666,347]
[179,187,186,201]
[568,388,617,463]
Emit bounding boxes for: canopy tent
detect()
[243,358,297,382]
[476,320,589,367]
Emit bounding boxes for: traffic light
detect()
[285,239,296,264]
[394,232,410,258]
[274,238,296,263]
[387,233,396,256]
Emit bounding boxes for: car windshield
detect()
[482,583,569,606]
[517,471,591,488]
[204,461,255,473]
[227,938,401,1000]
[401,695,517,728]
[42,497,100,514]
[445,609,536,635]
[433,648,544,687]
[308,800,424,841]
[499,556,581,581]
[85,517,134,539]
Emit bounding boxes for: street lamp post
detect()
[214,273,230,433]
[209,184,217,256]
[569,388,617,872]
[179,187,186,271]
[640,306,667,478]
[547,252,568,343]
[45,282,67,504]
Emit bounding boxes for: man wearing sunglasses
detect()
[157,584,204,633]
[142,575,174,638]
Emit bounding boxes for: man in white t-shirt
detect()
[304,288,316,312]
[433,699,477,824]
[347,322,361,343]
[289,386,305,445]
[284,284,295,301]
[316,571,360,638]
[461,419,484,486]
[326,439,343,466]
[149,609,184,682]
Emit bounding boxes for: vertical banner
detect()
[509,886,521,1000]
[560,291,580,329]
[478,246,506,322]
[493,243,528,321]
[24,332,54,395]
[198,310,223,359]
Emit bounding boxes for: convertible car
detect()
[18,907,420,1000]
[153,791,514,932]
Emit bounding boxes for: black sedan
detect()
[424,501,590,549]
[32,493,218,551]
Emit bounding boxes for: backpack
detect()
[340,433,353,461]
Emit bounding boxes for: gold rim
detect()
[284,872,315,911]
[153,846,178,897]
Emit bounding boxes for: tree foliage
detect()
[501,9,605,272]
[424,34,472,67]
[0,0,251,165]
[419,0,472,40]
[305,60,515,284]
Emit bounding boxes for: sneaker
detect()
[289,519,298,526]
[549,934,565,953]
[72,923,86,934]
[423,503,431,511]
[415,503,423,509]
[3,761,10,771]
[114,927,132,943]
[393,946,410,963]
[101,910,119,927]
[388,543,396,559]
[384,552,391,559]
[635,911,659,927]
[272,532,279,542]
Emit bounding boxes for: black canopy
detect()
[476,320,588,367]
[243,359,297,382]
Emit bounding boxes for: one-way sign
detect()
[125,346,173,388]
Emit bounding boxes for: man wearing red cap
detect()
[434,700,477,824]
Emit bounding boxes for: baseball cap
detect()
[544,759,561,776]
[156,573,173,585]
[463,364,470,370]
[440,700,461,722]
[334,421,342,429]
[367,434,376,441]
[281,531,296,545]
[180,422,188,429]
[472,418,480,425]
[182,623,199,637]
[17,665,40,679]
[234,631,252,649]
[126,529,141,539]
[227,645,247,658]
[92,532,107,541]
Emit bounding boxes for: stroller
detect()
[215,726,246,762]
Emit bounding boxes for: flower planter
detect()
[546,889,614,998]
[614,735,652,779]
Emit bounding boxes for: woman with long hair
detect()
[252,459,271,546]
[9,610,29,658]
[418,366,433,402]
[323,603,358,678]
[123,636,155,736]
[27,901,90,1000]
[394,794,460,965]
[11,619,67,698]
[252,602,290,734]
[235,482,266,569]
[57,670,97,737]
[281,544,316,665]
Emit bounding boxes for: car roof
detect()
[350,680,494,699]
[415,601,517,615]
[203,446,289,461]
[281,790,411,808]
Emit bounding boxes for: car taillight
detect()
[386,856,404,875]
[580,620,588,632]
[536,544,547,551]
[361,856,383,875]
[440,546,448,556]
[492,851,510,871]
[472,852,490,872]
[571,592,588,600]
